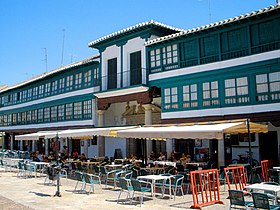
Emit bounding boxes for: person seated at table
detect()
[37,151,44,162]
[43,155,49,162]
[128,153,135,163]
[158,152,166,161]
[186,154,191,163]
[180,153,187,164]
[71,150,79,160]
[80,153,87,162]
[48,151,55,162]
[149,151,156,161]
[31,152,40,162]
[168,150,177,162]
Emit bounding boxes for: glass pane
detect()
[270,82,280,92]
[257,84,268,93]
[183,93,189,101]
[256,74,267,83]
[191,84,197,92]
[165,96,170,103]
[269,72,280,82]
[172,87,177,94]
[203,91,210,99]
[191,93,197,100]
[225,79,235,88]
[226,88,236,96]
[203,82,210,90]
[164,88,170,95]
[172,95,178,102]
[211,81,218,89]
[237,77,248,86]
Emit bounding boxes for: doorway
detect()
[259,131,278,165]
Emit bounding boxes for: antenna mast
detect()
[208,0,212,23]
[61,29,65,66]
[42,48,48,72]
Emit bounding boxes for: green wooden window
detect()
[22,90,27,102]
[83,100,92,119]
[38,85,44,98]
[183,84,198,108]
[256,71,280,102]
[50,106,57,121]
[26,111,31,124]
[162,44,178,66]
[44,107,50,122]
[45,83,51,97]
[0,115,3,126]
[32,110,37,123]
[93,67,99,86]
[12,113,17,125]
[84,70,92,87]
[51,80,58,95]
[33,87,38,100]
[225,77,249,105]
[58,105,65,121]
[7,114,12,126]
[66,75,73,91]
[150,48,161,72]
[75,73,82,89]
[65,103,73,120]
[202,81,219,107]
[73,102,82,119]
[38,108,43,123]
[58,78,65,93]
[164,87,178,110]
[17,113,21,125]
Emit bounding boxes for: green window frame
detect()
[84,70,92,87]
[0,115,3,126]
[38,108,43,123]
[51,80,58,95]
[162,44,178,66]
[38,85,44,98]
[83,100,92,119]
[27,89,32,101]
[256,71,280,102]
[202,81,219,107]
[73,102,82,119]
[44,107,50,122]
[33,87,38,100]
[51,106,57,121]
[225,77,249,105]
[75,73,82,89]
[26,111,31,124]
[58,78,65,93]
[22,90,27,102]
[163,87,178,110]
[12,113,17,125]
[45,83,51,97]
[183,84,198,108]
[93,67,99,86]
[32,110,37,123]
[66,75,73,91]
[58,105,65,121]
[65,103,73,120]
[150,49,161,69]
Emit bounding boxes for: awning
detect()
[116,121,268,140]
[44,126,137,139]
[15,131,58,140]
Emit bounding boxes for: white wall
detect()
[105,137,126,158]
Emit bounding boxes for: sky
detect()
[0,0,277,86]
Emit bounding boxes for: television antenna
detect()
[42,48,48,72]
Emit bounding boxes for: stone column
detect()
[20,140,24,151]
[45,139,49,155]
[97,110,105,157]
[32,140,36,152]
[10,133,14,150]
[143,104,153,158]
[218,139,225,167]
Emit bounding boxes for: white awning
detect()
[15,131,58,140]
[116,122,268,140]
[44,126,137,139]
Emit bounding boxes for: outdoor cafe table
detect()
[105,164,122,171]
[137,174,172,199]
[244,183,280,203]
[273,167,280,170]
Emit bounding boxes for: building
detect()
[0,4,279,166]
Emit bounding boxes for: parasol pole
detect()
[246,118,253,183]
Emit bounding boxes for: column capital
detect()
[97,110,106,115]
[142,104,153,111]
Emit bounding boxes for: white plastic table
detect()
[137,174,172,198]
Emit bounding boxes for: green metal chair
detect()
[228,190,253,209]
[106,169,124,189]
[252,192,280,210]
[83,173,102,194]
[131,179,151,207]
[74,171,84,192]
[117,178,133,204]
[163,174,184,200]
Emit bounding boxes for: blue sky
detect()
[0,0,277,86]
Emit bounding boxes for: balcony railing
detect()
[101,68,147,91]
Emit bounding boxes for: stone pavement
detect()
[0,171,231,210]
